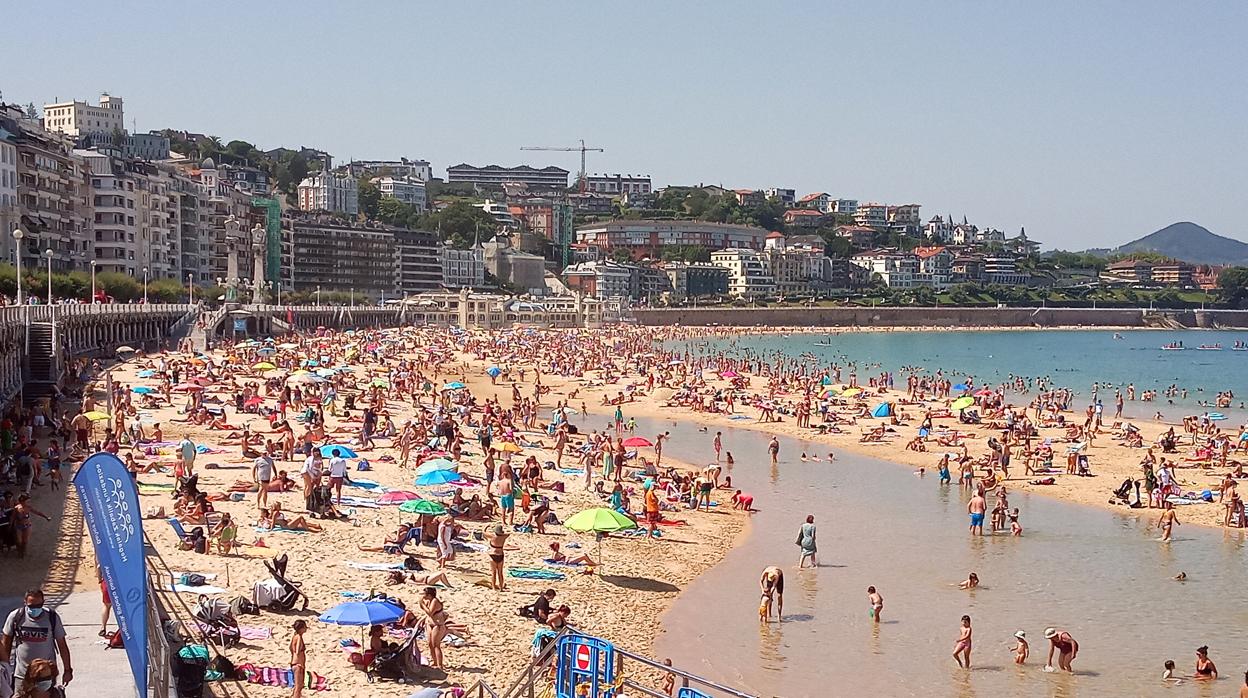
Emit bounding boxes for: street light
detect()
[11,229,23,305]
[90,260,98,303]
[142,267,149,304]
[316,285,321,306]
[187,274,194,304]
[44,249,54,305]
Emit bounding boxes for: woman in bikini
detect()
[1194,645,1217,681]
[289,620,307,698]
[420,586,449,670]
[13,494,52,558]
[487,524,510,590]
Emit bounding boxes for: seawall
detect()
[631,306,1248,328]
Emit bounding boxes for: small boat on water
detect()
[1113,333,1124,340]
[813,342,835,347]
[1161,342,1185,351]
[1233,341,1248,352]
[1197,344,1223,351]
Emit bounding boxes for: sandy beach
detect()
[75,329,747,696]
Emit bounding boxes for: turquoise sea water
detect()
[679,329,1248,420]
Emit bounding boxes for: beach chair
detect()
[166,517,189,540]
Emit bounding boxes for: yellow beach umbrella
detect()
[83,410,111,421]
[498,442,523,454]
[252,362,276,371]
[840,387,863,398]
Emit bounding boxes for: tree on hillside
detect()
[421,201,498,249]
[358,179,381,220]
[1217,266,1248,308]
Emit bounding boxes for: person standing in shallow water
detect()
[953,615,973,668]
[797,515,817,567]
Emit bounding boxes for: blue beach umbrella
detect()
[137,370,157,378]
[256,346,276,356]
[871,403,892,418]
[953,384,970,392]
[318,600,405,626]
[443,381,466,390]
[416,469,463,486]
[486,366,502,378]
[320,445,358,458]
[131,386,156,394]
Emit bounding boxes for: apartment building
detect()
[290,217,396,297]
[764,233,825,295]
[661,262,730,300]
[351,158,432,182]
[0,123,16,262]
[764,188,796,206]
[43,94,125,138]
[15,124,93,271]
[297,170,359,215]
[393,229,442,297]
[374,176,427,210]
[446,163,569,190]
[710,248,776,298]
[440,244,485,289]
[854,202,889,230]
[585,173,651,196]
[850,249,918,288]
[576,220,768,260]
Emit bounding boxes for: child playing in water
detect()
[1011,630,1029,664]
[1009,508,1023,536]
[1162,659,1182,684]
[953,615,973,668]
[867,586,883,623]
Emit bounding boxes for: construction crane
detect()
[520,139,603,193]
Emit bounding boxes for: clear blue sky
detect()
[4,1,1246,250]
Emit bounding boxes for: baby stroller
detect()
[367,631,423,684]
[306,483,336,518]
[193,596,241,648]
[251,554,309,612]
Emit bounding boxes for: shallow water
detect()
[633,414,1248,698]
[677,329,1248,421]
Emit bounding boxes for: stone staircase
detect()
[23,322,58,408]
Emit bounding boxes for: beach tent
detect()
[871,403,892,418]
[320,445,358,458]
[115,345,137,354]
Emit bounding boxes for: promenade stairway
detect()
[23,321,58,408]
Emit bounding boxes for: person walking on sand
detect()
[953,615,973,668]
[768,436,780,466]
[797,515,817,567]
[968,489,986,536]
[1157,500,1180,542]
[655,431,669,466]
[1044,627,1078,672]
[289,620,307,698]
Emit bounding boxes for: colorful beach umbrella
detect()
[416,469,463,486]
[318,600,405,627]
[621,437,653,448]
[131,386,156,394]
[256,347,276,356]
[399,499,446,515]
[415,461,458,477]
[442,381,466,390]
[252,362,277,371]
[497,442,523,454]
[486,366,502,377]
[950,396,975,411]
[563,507,637,533]
[953,384,970,392]
[320,445,357,458]
[377,491,421,505]
[82,410,111,422]
[840,387,863,398]
[719,371,739,378]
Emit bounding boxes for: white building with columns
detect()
[298,170,358,215]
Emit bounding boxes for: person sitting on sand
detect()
[548,542,595,566]
[357,523,417,553]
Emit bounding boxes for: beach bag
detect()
[228,596,259,616]
[795,531,804,546]
[207,654,235,677]
[402,555,423,571]
[180,573,207,587]
[107,629,125,648]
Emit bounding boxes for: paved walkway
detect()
[1,591,138,698]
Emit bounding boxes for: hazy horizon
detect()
[4,1,1245,250]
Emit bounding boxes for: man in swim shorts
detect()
[968,489,986,535]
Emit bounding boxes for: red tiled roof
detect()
[914,246,947,258]
[798,192,828,203]
[766,231,785,238]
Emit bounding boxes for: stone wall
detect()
[631,306,1248,328]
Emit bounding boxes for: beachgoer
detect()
[1044,627,1078,672]
[289,620,307,698]
[760,566,784,620]
[953,615,972,668]
[797,515,817,567]
[1011,630,1029,664]
[0,589,72,689]
[1194,645,1217,681]
[968,490,986,536]
[867,586,883,623]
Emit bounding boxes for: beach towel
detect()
[617,528,661,538]
[347,478,385,490]
[170,583,228,594]
[197,622,271,640]
[452,541,487,553]
[337,496,381,508]
[559,469,585,475]
[236,663,329,691]
[339,590,369,598]
[253,526,309,534]
[507,567,566,581]
[345,561,405,571]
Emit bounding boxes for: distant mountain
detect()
[1099,222,1248,265]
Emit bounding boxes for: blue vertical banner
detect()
[74,453,147,697]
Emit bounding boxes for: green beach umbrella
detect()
[399,499,446,515]
[950,396,975,411]
[563,507,637,533]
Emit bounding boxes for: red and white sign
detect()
[574,644,592,672]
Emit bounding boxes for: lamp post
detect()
[142,266,149,304]
[44,249,54,305]
[316,285,321,306]
[11,229,23,306]
[90,260,98,303]
[187,274,194,304]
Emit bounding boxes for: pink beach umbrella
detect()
[378,491,422,505]
[719,370,739,378]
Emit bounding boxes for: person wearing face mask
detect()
[16,657,57,698]
[0,589,72,691]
